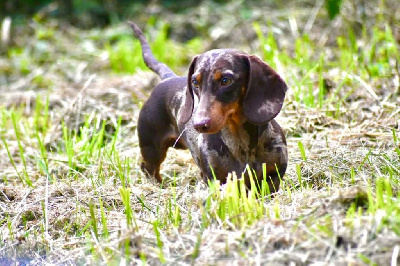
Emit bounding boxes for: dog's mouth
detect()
[193,119,225,134]
[193,99,242,134]
[193,110,237,134]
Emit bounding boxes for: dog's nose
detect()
[193,118,211,133]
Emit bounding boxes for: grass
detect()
[0,0,399,264]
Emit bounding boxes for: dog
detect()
[129,22,288,193]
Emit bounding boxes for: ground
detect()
[0,0,399,264]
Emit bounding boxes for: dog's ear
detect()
[242,55,287,125]
[179,56,198,124]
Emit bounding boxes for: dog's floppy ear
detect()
[242,55,287,125]
[178,56,198,124]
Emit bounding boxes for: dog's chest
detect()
[224,125,275,162]
[220,126,255,162]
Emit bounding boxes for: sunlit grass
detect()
[254,21,398,110]
[0,5,399,264]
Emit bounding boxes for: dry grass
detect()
[1,0,400,264]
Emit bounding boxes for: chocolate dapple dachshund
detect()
[129,22,288,193]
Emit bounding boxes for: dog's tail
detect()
[128,21,177,80]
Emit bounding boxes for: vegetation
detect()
[0,0,399,264]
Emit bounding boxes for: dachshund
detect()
[129,22,288,193]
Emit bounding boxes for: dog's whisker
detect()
[173,128,187,148]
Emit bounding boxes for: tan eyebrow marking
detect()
[213,71,222,80]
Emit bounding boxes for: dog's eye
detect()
[192,79,199,88]
[221,77,232,86]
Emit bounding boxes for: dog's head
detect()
[179,49,287,134]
